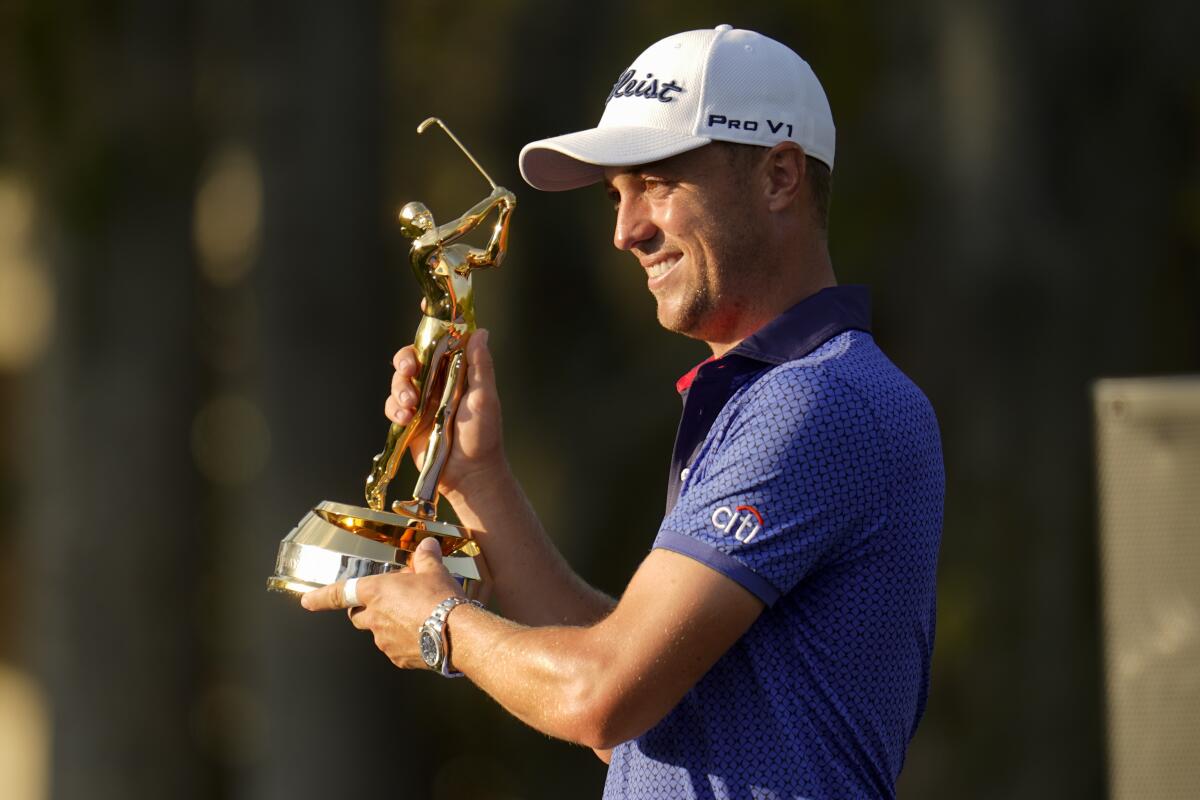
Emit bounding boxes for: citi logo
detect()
[711,504,764,543]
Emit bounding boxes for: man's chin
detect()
[655,305,704,339]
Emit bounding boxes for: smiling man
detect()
[303,25,944,800]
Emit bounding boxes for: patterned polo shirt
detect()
[602,286,944,800]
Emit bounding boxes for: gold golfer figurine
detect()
[365,118,516,517]
[266,118,511,600]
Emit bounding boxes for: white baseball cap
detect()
[519,25,835,192]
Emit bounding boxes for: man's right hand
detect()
[384,328,507,498]
[389,326,615,629]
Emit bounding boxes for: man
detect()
[304,25,944,800]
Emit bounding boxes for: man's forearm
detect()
[447,604,631,750]
[443,465,615,627]
[440,548,761,753]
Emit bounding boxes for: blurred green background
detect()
[0,1,1196,798]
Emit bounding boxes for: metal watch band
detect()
[422,595,482,678]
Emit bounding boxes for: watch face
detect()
[419,628,441,668]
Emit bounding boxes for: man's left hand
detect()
[300,537,465,670]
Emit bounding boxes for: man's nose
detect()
[612,198,656,251]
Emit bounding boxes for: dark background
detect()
[0,1,1196,798]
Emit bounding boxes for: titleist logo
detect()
[606,70,685,104]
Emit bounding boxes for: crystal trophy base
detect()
[267,500,488,601]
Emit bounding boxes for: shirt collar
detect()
[676,285,872,394]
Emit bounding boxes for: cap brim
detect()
[519,126,711,191]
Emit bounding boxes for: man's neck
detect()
[704,246,836,358]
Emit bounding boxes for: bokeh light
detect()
[0,177,54,371]
[193,144,263,288]
[190,392,271,486]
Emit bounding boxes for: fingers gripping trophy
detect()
[267,118,514,600]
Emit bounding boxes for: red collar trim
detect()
[676,356,717,394]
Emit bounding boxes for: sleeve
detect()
[653,368,888,606]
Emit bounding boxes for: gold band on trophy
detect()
[268,119,514,600]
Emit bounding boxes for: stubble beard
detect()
[659,278,717,340]
[658,213,764,343]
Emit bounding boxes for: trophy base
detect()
[267,501,488,601]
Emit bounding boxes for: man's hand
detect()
[300,537,465,670]
[385,328,505,497]
[386,323,617,629]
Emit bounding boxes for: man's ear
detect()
[761,143,807,213]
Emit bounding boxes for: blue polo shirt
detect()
[603,286,944,800]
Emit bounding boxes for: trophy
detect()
[267,118,515,601]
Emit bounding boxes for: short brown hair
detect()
[716,142,832,234]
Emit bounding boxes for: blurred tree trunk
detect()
[20,3,212,798]
[242,2,433,798]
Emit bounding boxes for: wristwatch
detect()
[418,596,482,677]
